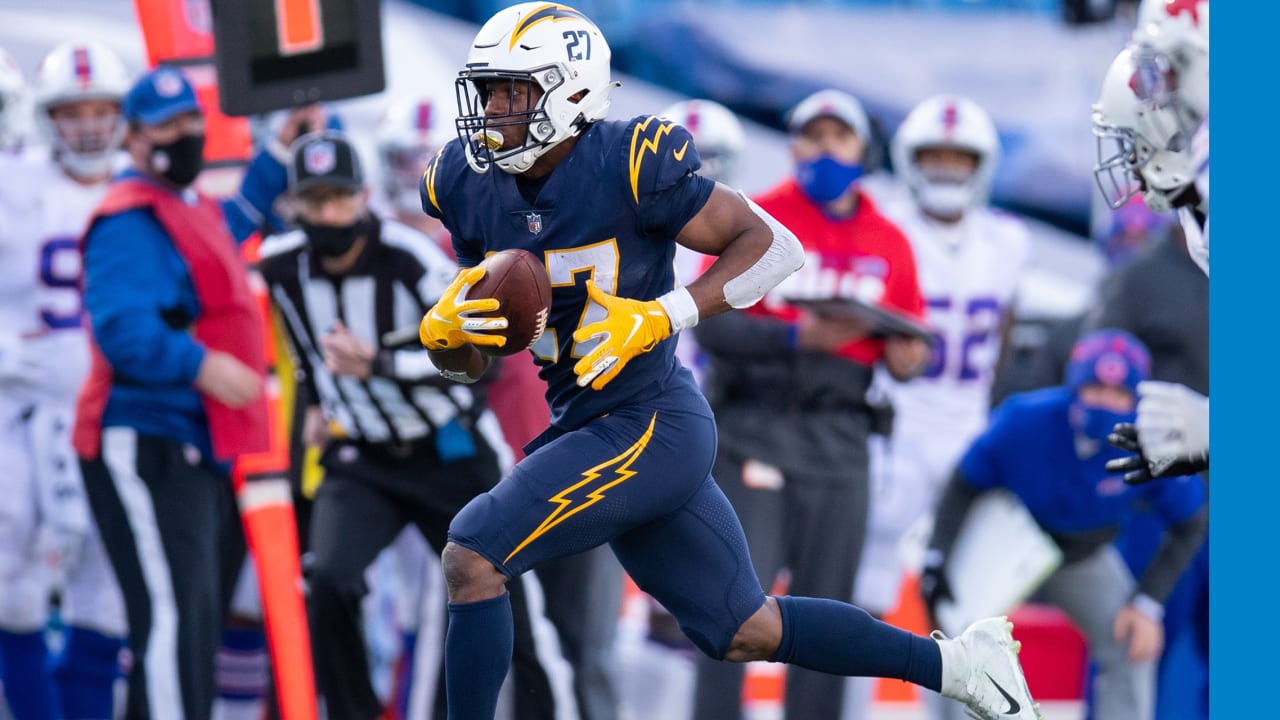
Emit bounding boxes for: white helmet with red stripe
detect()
[0,46,29,151]
[659,98,744,185]
[32,41,131,179]
[891,94,1000,218]
[377,96,454,213]
[1092,46,1196,213]
[1133,0,1208,120]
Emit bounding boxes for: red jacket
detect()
[748,180,925,367]
[75,178,269,462]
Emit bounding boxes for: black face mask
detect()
[149,133,206,187]
[299,216,371,258]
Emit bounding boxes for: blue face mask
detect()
[1069,402,1134,443]
[796,155,863,203]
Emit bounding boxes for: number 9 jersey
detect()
[422,115,715,430]
[0,151,100,400]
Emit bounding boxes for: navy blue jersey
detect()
[422,116,715,430]
[960,387,1205,534]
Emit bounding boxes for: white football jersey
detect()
[0,150,106,402]
[876,197,1031,471]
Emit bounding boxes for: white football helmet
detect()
[1133,0,1208,120]
[378,96,454,214]
[891,94,1000,219]
[659,99,745,185]
[0,46,29,151]
[33,41,131,180]
[455,2,618,174]
[1093,47,1196,214]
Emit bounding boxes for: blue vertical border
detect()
[1212,2,1257,718]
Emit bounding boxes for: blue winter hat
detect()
[123,67,200,125]
[1065,329,1151,394]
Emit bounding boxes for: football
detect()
[467,249,552,356]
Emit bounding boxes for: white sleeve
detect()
[722,191,805,309]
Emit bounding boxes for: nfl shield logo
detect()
[305,141,336,175]
[526,212,542,235]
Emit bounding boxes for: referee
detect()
[259,131,574,719]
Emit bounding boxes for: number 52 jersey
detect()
[421,116,715,431]
[876,192,1031,450]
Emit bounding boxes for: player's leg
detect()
[1038,546,1155,720]
[414,477,580,720]
[617,474,1042,720]
[53,519,128,720]
[34,401,129,720]
[305,464,408,719]
[691,449,787,720]
[441,402,715,720]
[0,401,58,720]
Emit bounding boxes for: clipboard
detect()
[784,295,935,342]
[933,490,1064,638]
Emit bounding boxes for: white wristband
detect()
[657,286,699,333]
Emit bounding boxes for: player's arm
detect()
[674,184,803,320]
[572,184,803,389]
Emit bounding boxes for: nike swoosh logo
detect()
[672,140,689,161]
[985,673,1021,715]
[623,314,644,347]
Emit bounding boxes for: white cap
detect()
[787,89,870,140]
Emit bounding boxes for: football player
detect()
[417,5,1043,720]
[1092,0,1209,484]
[0,40,131,720]
[376,95,454,246]
[850,95,1030,720]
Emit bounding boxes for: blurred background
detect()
[0,1,1203,719]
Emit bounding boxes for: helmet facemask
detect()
[1092,107,1193,214]
[40,100,126,180]
[909,149,984,220]
[456,67,586,174]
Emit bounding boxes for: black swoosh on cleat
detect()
[985,672,1021,715]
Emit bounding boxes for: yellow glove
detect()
[419,266,508,351]
[572,279,671,391]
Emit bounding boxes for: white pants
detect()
[0,395,126,636]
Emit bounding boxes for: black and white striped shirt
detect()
[258,216,479,446]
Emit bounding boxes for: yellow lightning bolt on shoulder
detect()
[505,412,657,564]
[423,145,446,213]
[628,116,675,203]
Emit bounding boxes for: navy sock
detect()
[769,595,942,691]
[51,626,126,720]
[0,628,57,720]
[445,593,513,720]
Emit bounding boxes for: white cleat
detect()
[935,616,1044,720]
